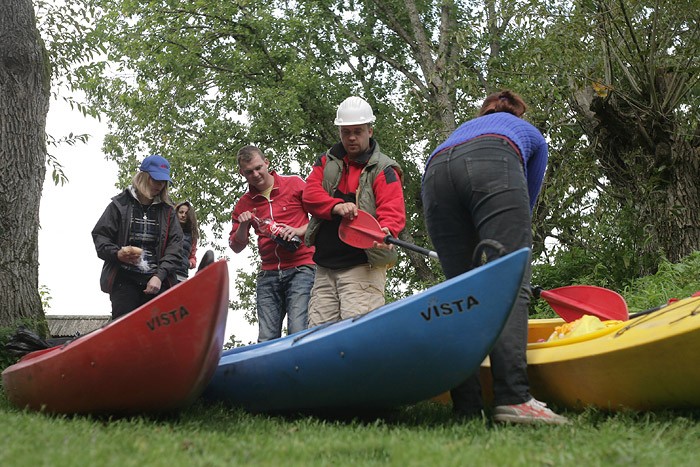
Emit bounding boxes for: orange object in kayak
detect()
[2,260,229,415]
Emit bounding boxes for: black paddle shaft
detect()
[384,235,439,260]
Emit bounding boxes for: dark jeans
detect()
[256,265,315,342]
[110,269,170,320]
[422,136,532,410]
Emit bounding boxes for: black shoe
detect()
[197,250,215,272]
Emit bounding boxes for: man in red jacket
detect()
[303,96,406,327]
[229,145,316,342]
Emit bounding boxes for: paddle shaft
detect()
[629,304,665,318]
[628,294,700,319]
[384,235,439,260]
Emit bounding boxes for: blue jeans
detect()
[422,136,532,410]
[256,265,315,342]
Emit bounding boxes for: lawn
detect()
[4,255,700,466]
[2,391,698,466]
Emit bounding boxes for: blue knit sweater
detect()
[425,112,548,210]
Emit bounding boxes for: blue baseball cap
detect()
[139,155,172,182]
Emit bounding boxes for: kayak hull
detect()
[204,248,530,412]
[520,297,700,410]
[2,260,229,415]
[435,296,700,411]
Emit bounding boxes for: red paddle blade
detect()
[540,285,629,322]
[339,211,386,249]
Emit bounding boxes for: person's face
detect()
[239,153,272,191]
[339,124,373,159]
[177,205,189,224]
[146,175,167,199]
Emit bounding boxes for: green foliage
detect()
[38,285,52,311]
[0,326,18,371]
[621,252,700,313]
[61,0,700,320]
[222,334,245,350]
[532,249,700,318]
[229,248,262,327]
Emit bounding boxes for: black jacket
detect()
[92,188,183,293]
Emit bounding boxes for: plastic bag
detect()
[547,315,607,341]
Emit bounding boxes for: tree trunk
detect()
[575,90,700,271]
[648,140,700,263]
[0,0,50,329]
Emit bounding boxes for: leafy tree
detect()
[0,0,51,329]
[0,0,103,331]
[74,0,699,320]
[570,0,700,271]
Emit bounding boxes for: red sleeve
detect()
[303,155,343,220]
[373,167,406,237]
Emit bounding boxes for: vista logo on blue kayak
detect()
[146,306,190,331]
[421,296,479,321]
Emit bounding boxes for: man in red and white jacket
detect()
[303,96,405,326]
[229,145,315,342]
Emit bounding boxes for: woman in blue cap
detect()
[92,155,183,319]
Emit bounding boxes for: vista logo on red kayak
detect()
[421,296,479,321]
[146,306,190,331]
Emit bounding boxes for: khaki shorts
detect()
[307,263,387,327]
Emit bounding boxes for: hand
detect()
[144,276,162,295]
[372,227,394,251]
[274,223,299,241]
[117,246,142,265]
[332,202,358,219]
[238,210,255,225]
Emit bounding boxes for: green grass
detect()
[4,254,700,466]
[1,392,698,466]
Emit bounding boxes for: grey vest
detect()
[305,144,403,268]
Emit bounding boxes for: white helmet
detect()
[334,96,376,126]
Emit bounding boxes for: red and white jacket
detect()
[229,171,315,271]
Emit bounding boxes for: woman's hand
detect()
[144,276,162,295]
[117,246,143,265]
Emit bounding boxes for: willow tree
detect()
[572,0,700,270]
[0,0,50,328]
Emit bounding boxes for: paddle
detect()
[338,210,629,322]
[533,285,629,322]
[627,291,700,318]
[339,209,439,259]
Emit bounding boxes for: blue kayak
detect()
[204,248,530,412]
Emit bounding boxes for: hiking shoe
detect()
[493,398,570,425]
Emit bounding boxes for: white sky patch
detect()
[39,94,258,345]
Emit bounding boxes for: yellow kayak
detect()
[436,294,700,411]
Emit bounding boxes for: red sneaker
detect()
[493,398,570,425]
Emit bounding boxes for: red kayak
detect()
[2,260,229,415]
